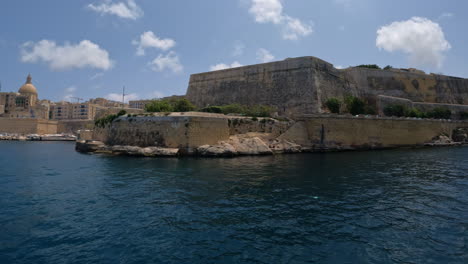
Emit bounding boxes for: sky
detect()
[0,0,466,103]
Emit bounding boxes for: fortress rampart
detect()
[186,56,468,116]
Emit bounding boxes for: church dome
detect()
[18,74,38,94]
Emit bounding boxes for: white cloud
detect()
[335,65,344,69]
[376,17,451,68]
[281,16,313,40]
[87,0,143,20]
[247,0,312,40]
[438,12,454,21]
[249,0,283,24]
[63,86,77,101]
[90,72,104,80]
[20,40,113,71]
[106,93,139,103]
[133,31,176,56]
[232,41,245,57]
[256,48,275,63]
[149,51,183,73]
[210,61,243,71]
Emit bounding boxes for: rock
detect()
[228,136,273,155]
[140,147,179,157]
[197,142,237,157]
[452,128,468,143]
[269,139,302,153]
[75,140,105,153]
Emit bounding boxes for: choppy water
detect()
[0,142,467,263]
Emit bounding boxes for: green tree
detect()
[345,96,366,115]
[325,98,341,114]
[145,100,174,112]
[173,98,196,112]
[383,104,407,117]
[427,107,451,119]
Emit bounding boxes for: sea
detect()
[0,141,467,264]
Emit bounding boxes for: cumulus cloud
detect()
[149,51,183,73]
[87,0,143,20]
[335,65,344,69]
[248,0,312,40]
[20,40,113,71]
[150,91,164,99]
[63,86,77,101]
[106,92,139,103]
[256,48,275,63]
[90,72,104,80]
[376,17,451,68]
[210,61,243,71]
[133,31,176,56]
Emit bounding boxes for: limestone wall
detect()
[294,115,468,150]
[57,120,94,134]
[92,113,229,149]
[376,95,468,119]
[0,118,58,134]
[186,56,468,116]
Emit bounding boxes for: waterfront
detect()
[0,142,467,263]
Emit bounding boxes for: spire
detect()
[26,74,32,84]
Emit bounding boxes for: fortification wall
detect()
[92,113,229,149]
[376,95,468,119]
[186,56,468,116]
[293,115,468,150]
[0,118,58,134]
[187,57,349,116]
[57,120,94,134]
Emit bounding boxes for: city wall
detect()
[89,113,468,152]
[57,120,94,134]
[0,118,58,134]
[186,56,468,116]
[283,115,468,150]
[93,113,229,149]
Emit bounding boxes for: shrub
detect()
[200,104,274,117]
[460,111,468,120]
[173,98,196,112]
[94,110,127,128]
[427,107,451,119]
[145,100,174,112]
[383,104,407,117]
[345,96,366,115]
[357,64,381,70]
[405,107,424,118]
[325,98,341,114]
[383,65,393,70]
[200,106,223,113]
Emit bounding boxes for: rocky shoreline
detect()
[76,132,467,158]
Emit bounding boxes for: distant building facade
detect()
[50,102,97,120]
[0,74,50,119]
[129,100,155,109]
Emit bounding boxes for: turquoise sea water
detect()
[0,141,467,264]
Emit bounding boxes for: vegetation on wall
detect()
[95,110,127,128]
[325,98,341,114]
[145,98,196,113]
[356,64,381,70]
[383,104,453,119]
[200,104,275,117]
[345,96,367,115]
[460,112,468,120]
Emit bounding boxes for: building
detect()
[50,101,97,120]
[0,74,50,119]
[89,97,125,108]
[129,100,155,109]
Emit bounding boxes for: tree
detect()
[345,96,365,115]
[325,98,341,114]
[145,100,174,112]
[173,98,196,112]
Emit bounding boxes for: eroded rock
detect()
[197,142,237,157]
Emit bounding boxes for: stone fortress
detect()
[186,56,468,117]
[78,56,468,157]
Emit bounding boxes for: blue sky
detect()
[0,0,466,102]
